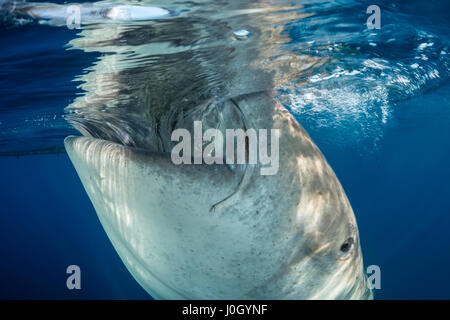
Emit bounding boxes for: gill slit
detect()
[210,98,256,212]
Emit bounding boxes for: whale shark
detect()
[2,0,372,299]
[65,91,372,299]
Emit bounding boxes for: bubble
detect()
[233,29,250,40]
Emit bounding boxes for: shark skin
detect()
[65,92,372,300]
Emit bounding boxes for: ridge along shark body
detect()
[2,0,372,299]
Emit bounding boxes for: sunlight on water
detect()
[0,0,449,154]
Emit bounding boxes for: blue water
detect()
[0,0,449,299]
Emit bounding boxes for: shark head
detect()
[65,91,372,299]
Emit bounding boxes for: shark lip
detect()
[107,137,171,156]
[64,135,173,161]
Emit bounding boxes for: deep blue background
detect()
[0,0,450,299]
[0,153,150,299]
[321,83,450,299]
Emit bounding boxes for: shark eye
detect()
[340,238,353,253]
[337,237,354,260]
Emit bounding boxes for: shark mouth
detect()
[66,93,252,158]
